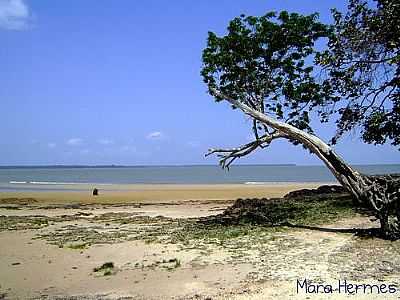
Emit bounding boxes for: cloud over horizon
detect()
[0,0,30,30]
[98,139,114,145]
[66,138,83,146]
[146,131,164,140]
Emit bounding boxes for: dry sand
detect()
[1,183,399,299]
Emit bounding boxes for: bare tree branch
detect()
[206,132,287,169]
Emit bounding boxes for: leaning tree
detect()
[201,5,400,238]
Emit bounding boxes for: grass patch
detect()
[0,197,37,205]
[159,194,358,247]
[35,226,131,248]
[272,196,356,225]
[66,242,88,250]
[0,216,50,231]
[0,214,88,232]
[30,190,364,259]
[202,193,358,227]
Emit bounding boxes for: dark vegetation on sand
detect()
[201,185,355,226]
[0,185,378,243]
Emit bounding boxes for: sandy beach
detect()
[1,183,400,299]
[0,182,327,204]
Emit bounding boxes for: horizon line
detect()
[0,163,399,169]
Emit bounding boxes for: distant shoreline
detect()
[0,164,298,169]
[0,163,398,169]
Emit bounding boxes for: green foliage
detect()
[201,11,332,139]
[165,194,357,247]
[66,242,88,250]
[317,0,400,147]
[201,2,399,149]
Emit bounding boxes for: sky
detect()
[0,0,399,166]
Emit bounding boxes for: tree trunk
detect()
[217,91,400,238]
[273,129,400,238]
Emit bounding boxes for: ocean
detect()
[0,164,399,191]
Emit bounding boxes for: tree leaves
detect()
[319,0,400,147]
[201,11,331,132]
[201,1,399,149]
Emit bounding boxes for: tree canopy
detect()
[317,0,400,147]
[201,12,331,139]
[202,1,400,149]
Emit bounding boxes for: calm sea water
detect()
[0,164,399,191]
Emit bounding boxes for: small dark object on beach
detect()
[93,262,114,273]
[92,188,99,196]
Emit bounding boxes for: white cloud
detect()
[47,142,56,148]
[0,0,30,30]
[98,139,114,145]
[66,138,83,146]
[146,131,163,140]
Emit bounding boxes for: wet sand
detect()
[0,182,326,204]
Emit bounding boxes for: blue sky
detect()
[0,0,398,166]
